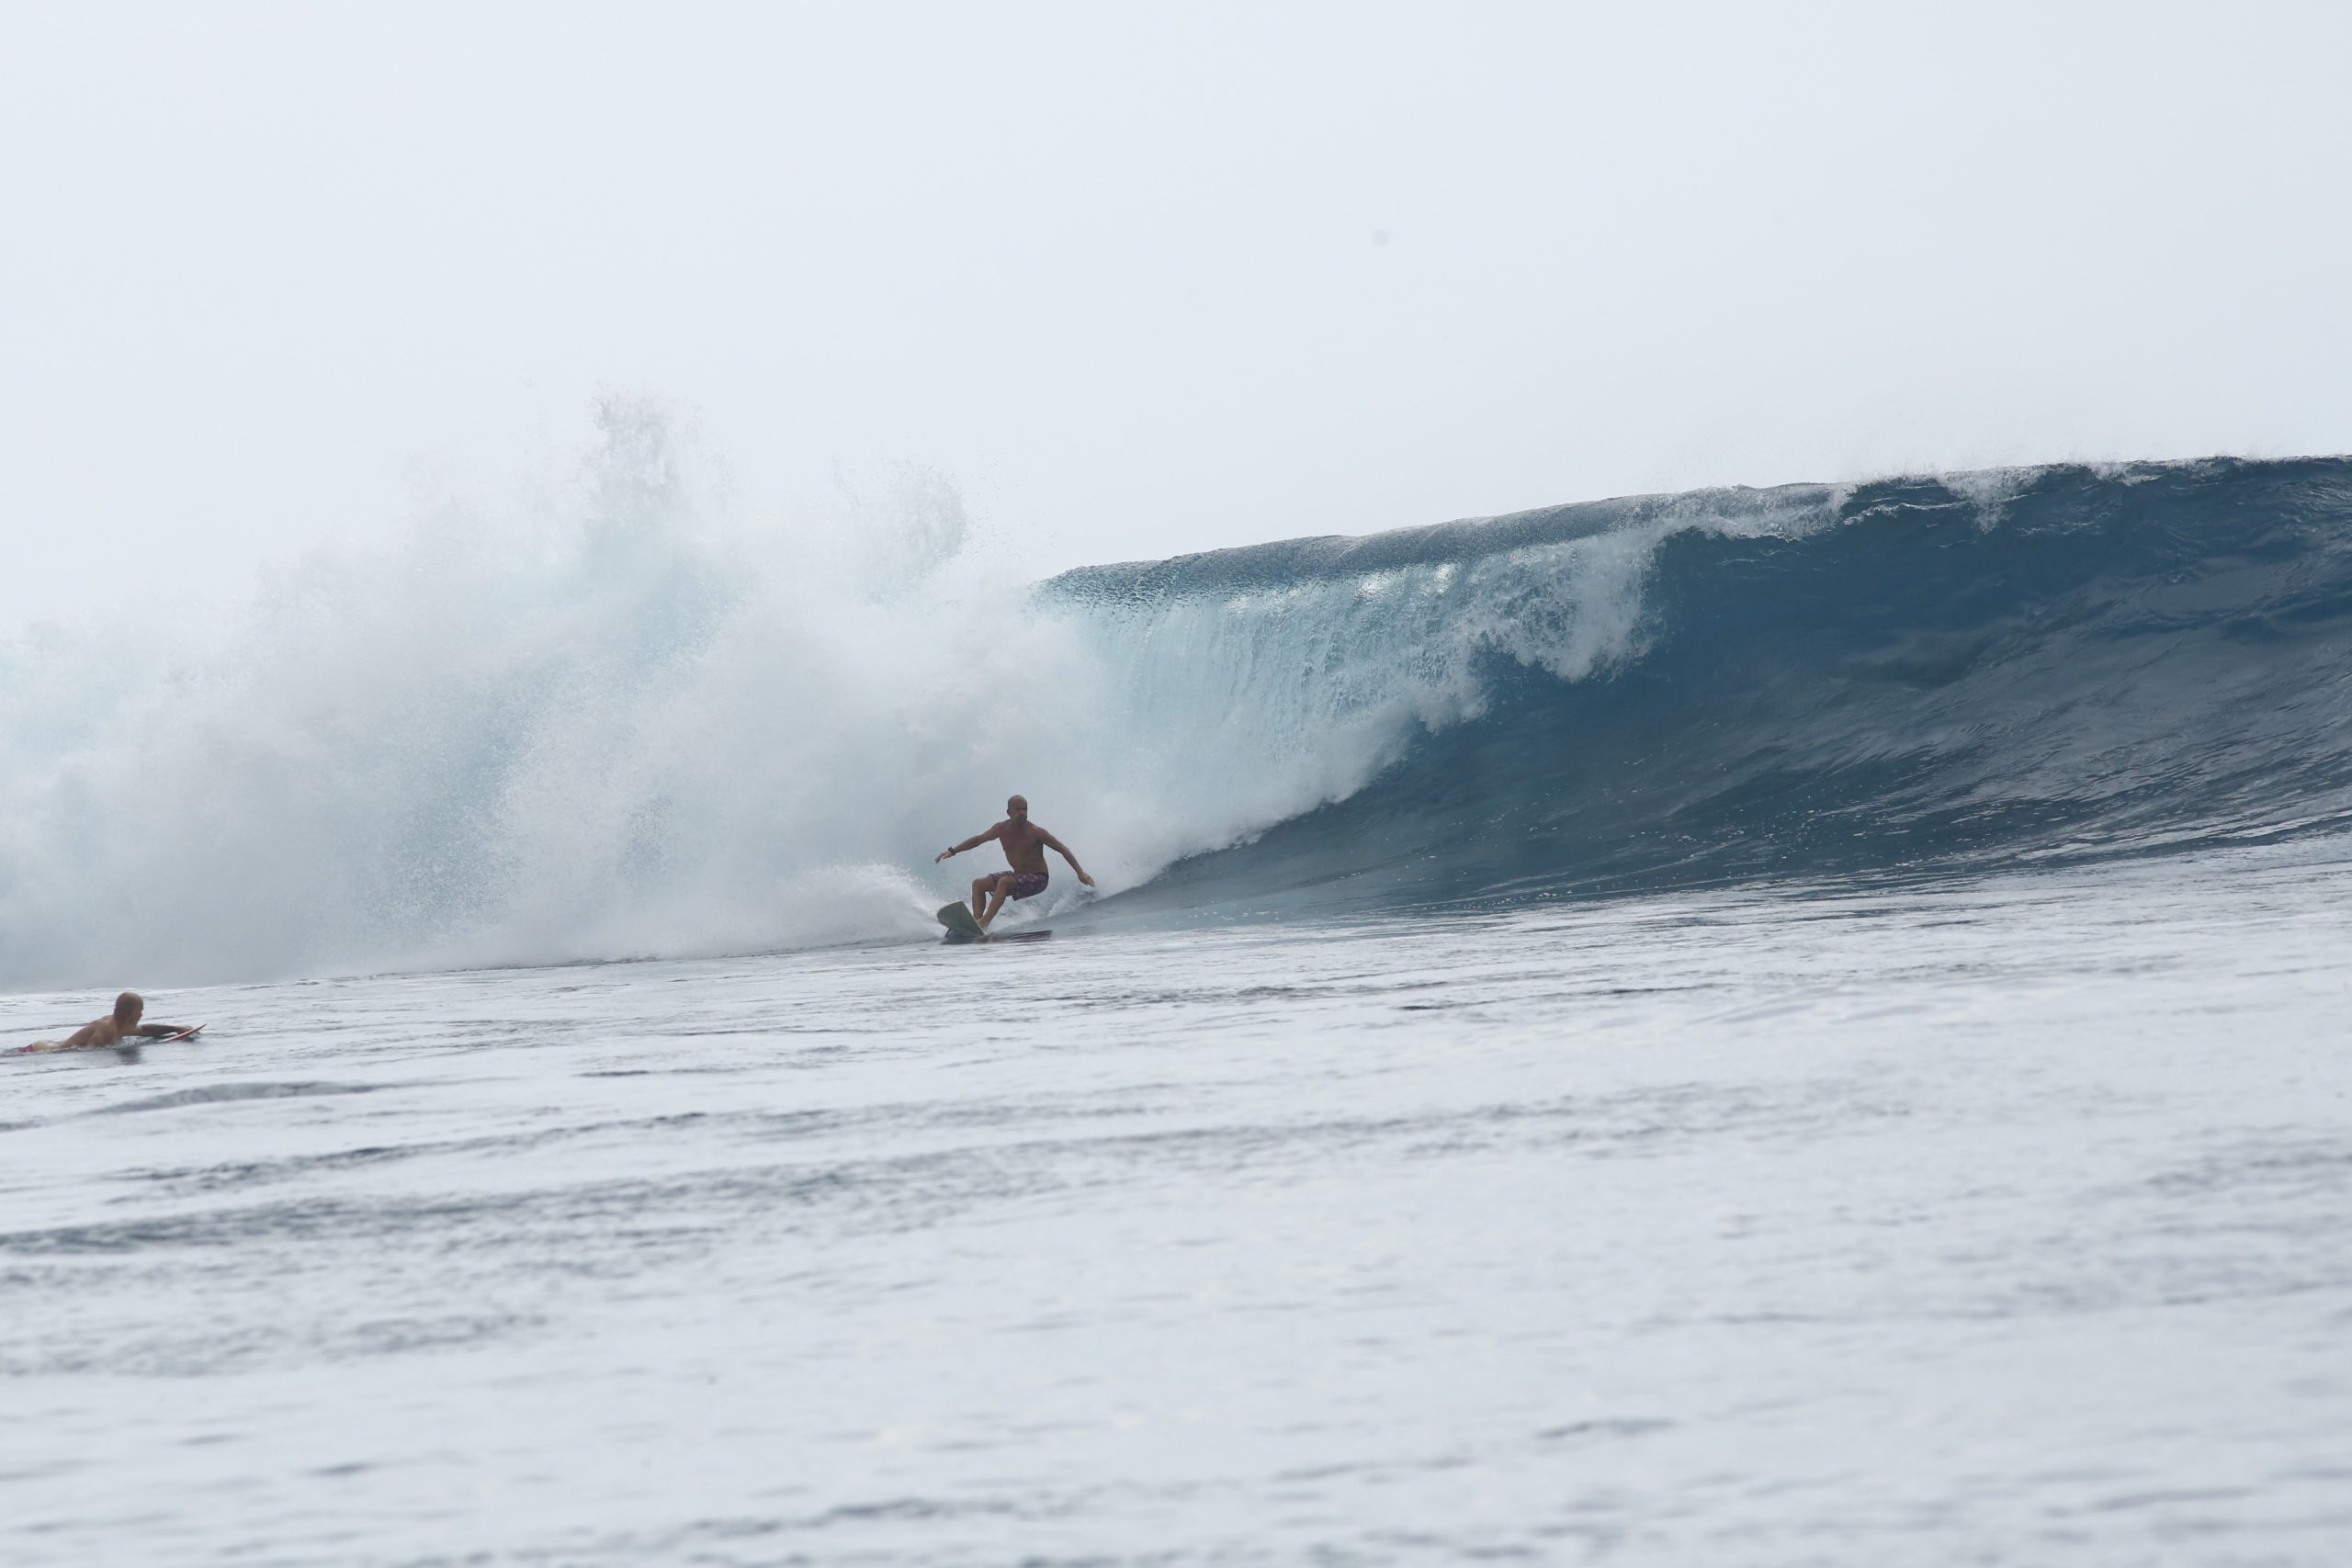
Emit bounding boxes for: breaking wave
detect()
[6,403,2349,988]
[1070,456,2352,913]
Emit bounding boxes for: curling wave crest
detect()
[1080,456,2352,914]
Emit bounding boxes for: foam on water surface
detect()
[2,845,2349,1564]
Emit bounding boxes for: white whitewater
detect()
[0,401,1700,991]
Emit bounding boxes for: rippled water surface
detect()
[6,847,2352,1565]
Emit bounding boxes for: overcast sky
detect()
[5,1,2349,628]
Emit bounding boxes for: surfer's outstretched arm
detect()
[1037,829,1096,887]
[935,822,1004,863]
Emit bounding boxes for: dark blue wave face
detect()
[1073,457,2352,915]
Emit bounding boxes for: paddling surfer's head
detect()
[113,991,144,1026]
[1007,795,1028,821]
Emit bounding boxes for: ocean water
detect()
[4,844,2350,1565]
[8,433,2352,1561]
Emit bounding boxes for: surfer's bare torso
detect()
[988,816,1057,875]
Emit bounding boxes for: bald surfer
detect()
[936,795,1094,931]
[19,991,197,1053]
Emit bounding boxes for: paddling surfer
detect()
[936,795,1094,930]
[21,991,196,1053]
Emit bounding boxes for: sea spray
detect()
[3,400,1672,988]
[0,400,1102,986]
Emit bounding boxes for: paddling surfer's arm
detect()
[55,1024,187,1048]
[935,823,1004,863]
[25,1018,188,1052]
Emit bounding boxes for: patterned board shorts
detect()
[999,871,1049,901]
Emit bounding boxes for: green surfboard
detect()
[935,903,1052,944]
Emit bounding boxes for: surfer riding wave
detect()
[936,795,1094,931]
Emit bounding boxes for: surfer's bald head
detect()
[113,991,143,1024]
[1007,795,1028,818]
